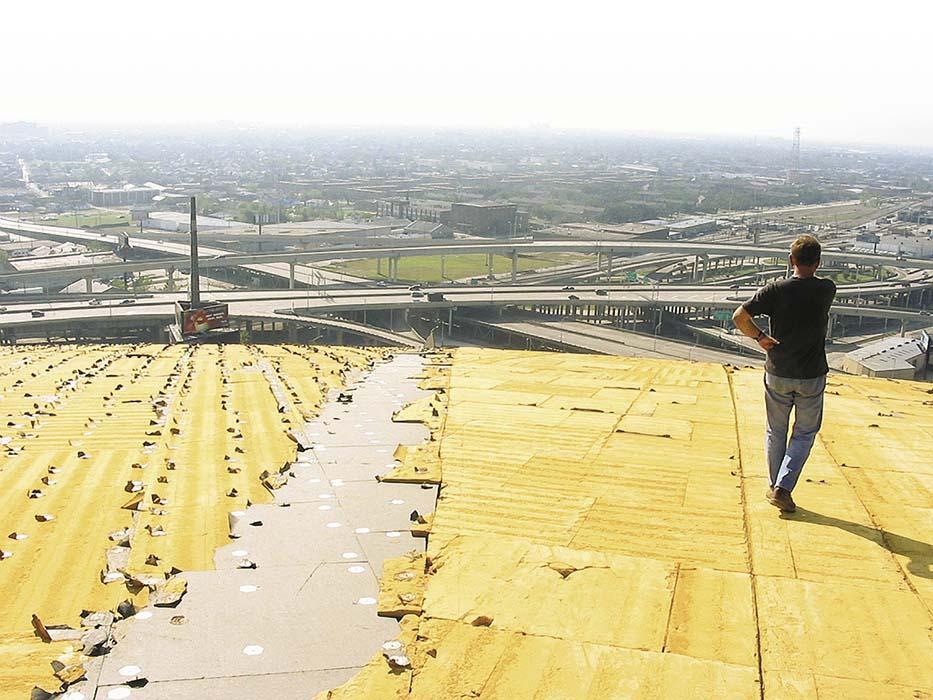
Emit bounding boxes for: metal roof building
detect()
[842,332,930,379]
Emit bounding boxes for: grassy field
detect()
[36,211,131,228]
[762,202,887,227]
[326,253,585,283]
[823,268,894,284]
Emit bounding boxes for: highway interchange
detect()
[1,217,931,348]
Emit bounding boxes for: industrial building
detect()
[144,211,238,233]
[876,231,933,259]
[842,333,930,379]
[667,217,718,239]
[402,220,453,238]
[442,202,528,237]
[88,186,161,207]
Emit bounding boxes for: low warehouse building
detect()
[842,333,929,379]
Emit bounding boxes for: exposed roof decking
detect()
[0,343,382,697]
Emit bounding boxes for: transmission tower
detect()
[789,127,801,182]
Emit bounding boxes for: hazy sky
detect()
[4,0,932,147]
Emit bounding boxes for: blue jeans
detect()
[764,372,826,492]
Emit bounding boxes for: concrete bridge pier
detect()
[85,276,93,293]
[487,253,494,279]
[511,251,518,283]
[165,267,175,292]
[606,251,614,279]
[289,262,296,289]
[440,256,446,281]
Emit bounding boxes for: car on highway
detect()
[562,285,575,291]
[595,289,608,296]
[119,299,136,305]
[426,292,445,302]
[408,285,422,292]
[89,299,101,306]
[30,310,45,318]
[376,280,388,287]
[410,290,424,300]
[567,294,580,301]
[729,284,741,290]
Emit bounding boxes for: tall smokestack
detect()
[189,196,200,307]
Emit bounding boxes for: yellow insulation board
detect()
[337,348,932,699]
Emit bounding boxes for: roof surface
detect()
[0,343,380,696]
[327,348,933,699]
[1,345,930,699]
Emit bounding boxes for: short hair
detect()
[790,235,821,266]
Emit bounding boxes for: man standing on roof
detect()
[732,235,836,513]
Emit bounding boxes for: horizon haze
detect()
[3,0,933,148]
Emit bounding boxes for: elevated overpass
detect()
[0,283,927,339]
[2,217,932,291]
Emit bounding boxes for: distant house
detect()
[403,220,453,239]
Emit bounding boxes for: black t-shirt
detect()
[742,276,836,379]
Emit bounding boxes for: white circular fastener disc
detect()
[232,549,248,557]
[243,645,264,656]
[118,665,142,677]
[390,499,405,505]
[326,522,342,528]
[386,531,401,538]
[348,565,366,574]
[341,552,358,559]
[357,597,376,605]
[135,611,153,620]
[354,527,370,534]
[318,504,332,511]
[239,585,258,593]
[107,689,132,700]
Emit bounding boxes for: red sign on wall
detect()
[181,303,229,335]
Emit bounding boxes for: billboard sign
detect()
[181,303,229,335]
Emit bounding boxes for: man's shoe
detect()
[767,487,796,513]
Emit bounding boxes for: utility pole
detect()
[189,196,200,307]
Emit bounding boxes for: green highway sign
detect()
[713,310,733,321]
